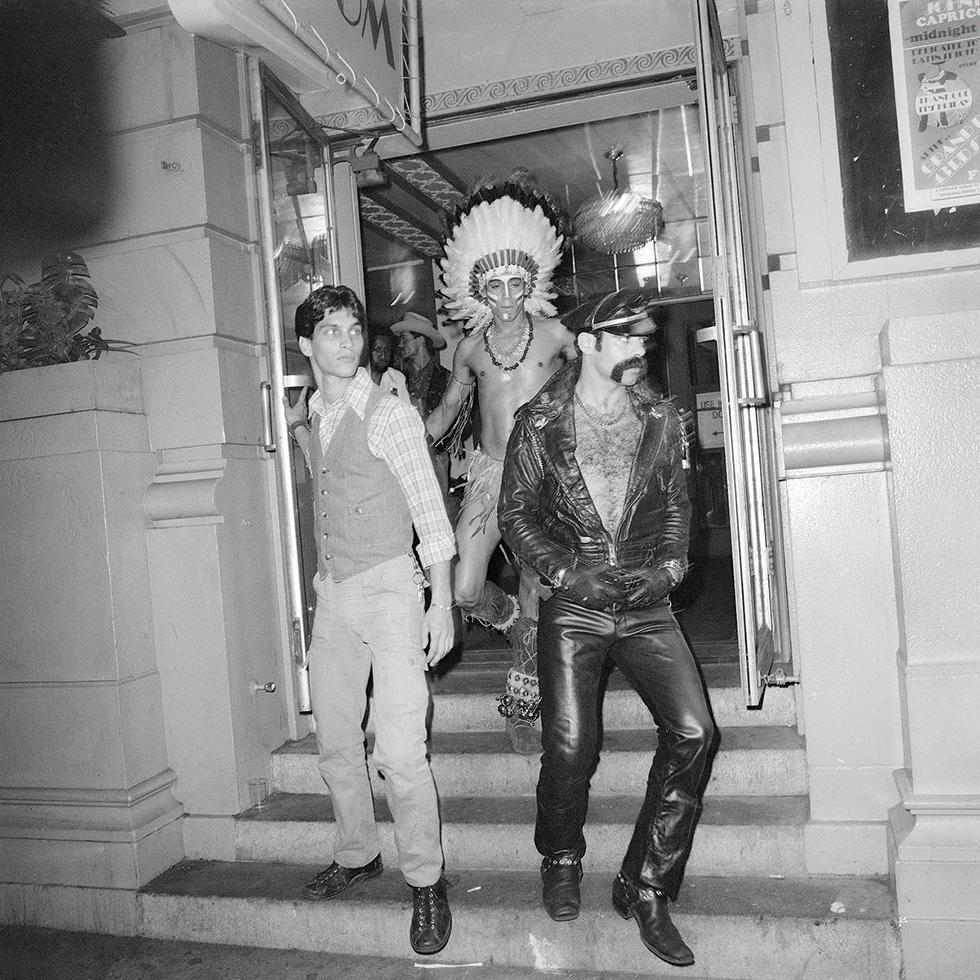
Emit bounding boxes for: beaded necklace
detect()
[484,318,534,373]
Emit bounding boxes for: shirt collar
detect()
[308,367,372,421]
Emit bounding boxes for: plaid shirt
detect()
[307,368,455,570]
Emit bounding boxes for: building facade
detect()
[1,1,977,976]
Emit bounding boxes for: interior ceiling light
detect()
[574,145,663,255]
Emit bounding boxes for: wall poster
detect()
[888,0,980,212]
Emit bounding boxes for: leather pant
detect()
[535,593,716,900]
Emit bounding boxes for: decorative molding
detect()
[145,457,228,527]
[358,197,442,258]
[386,158,464,211]
[0,769,182,841]
[0,670,159,690]
[904,659,980,679]
[895,768,980,818]
[318,38,740,133]
[779,391,889,474]
[80,223,257,261]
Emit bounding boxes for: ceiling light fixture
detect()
[574,145,663,255]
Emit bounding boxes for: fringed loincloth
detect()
[461,448,504,537]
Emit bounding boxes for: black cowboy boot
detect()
[612,871,694,967]
[540,852,583,921]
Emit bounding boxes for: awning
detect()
[168,0,422,146]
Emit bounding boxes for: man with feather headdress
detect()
[426,174,577,754]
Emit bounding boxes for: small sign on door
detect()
[696,391,725,449]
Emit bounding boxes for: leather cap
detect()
[390,311,447,349]
[561,288,659,336]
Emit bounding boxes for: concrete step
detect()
[236,793,809,877]
[371,682,796,736]
[0,926,710,980]
[272,726,808,798]
[139,861,901,979]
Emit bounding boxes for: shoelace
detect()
[415,886,437,928]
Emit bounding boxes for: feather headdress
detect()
[439,176,565,333]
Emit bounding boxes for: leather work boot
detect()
[410,876,452,954]
[612,871,694,967]
[540,853,583,921]
[302,855,382,900]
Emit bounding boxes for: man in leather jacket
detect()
[498,289,715,969]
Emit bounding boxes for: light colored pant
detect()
[308,554,443,887]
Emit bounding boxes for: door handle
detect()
[260,381,276,452]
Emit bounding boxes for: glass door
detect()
[693,0,786,705]
[250,61,340,717]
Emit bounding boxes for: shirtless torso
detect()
[426,300,577,613]
[428,315,575,459]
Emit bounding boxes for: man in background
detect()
[392,311,452,507]
[369,328,409,402]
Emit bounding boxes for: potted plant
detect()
[0,251,134,373]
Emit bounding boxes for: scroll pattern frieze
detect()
[359,197,443,257]
[386,158,465,210]
[317,39,739,133]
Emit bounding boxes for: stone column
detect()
[779,377,905,874]
[882,314,980,979]
[89,23,291,860]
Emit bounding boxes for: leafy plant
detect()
[0,251,135,372]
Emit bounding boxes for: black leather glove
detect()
[620,567,677,609]
[559,563,630,610]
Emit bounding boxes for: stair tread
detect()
[143,860,895,921]
[0,928,706,980]
[276,725,803,756]
[433,659,742,694]
[239,792,810,827]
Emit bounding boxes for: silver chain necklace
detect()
[574,390,630,428]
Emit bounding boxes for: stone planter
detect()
[0,357,183,933]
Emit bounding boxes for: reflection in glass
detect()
[265,90,334,376]
[358,95,712,318]
[261,85,334,644]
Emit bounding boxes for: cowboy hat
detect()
[390,311,447,349]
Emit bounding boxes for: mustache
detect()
[610,356,648,383]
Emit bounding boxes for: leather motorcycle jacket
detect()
[498,360,690,601]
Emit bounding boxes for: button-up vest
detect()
[310,386,412,582]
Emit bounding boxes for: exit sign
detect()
[696,391,725,449]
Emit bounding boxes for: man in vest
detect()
[285,284,456,956]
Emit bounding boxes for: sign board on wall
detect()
[888,0,980,212]
[696,391,725,449]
